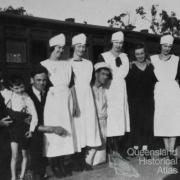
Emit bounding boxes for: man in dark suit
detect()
[0,70,12,180]
[27,65,49,180]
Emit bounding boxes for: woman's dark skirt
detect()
[128,98,154,148]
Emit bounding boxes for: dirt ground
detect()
[49,150,180,180]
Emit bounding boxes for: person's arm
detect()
[175,57,180,84]
[0,93,13,127]
[0,116,12,127]
[117,53,129,78]
[25,96,38,137]
[71,86,80,117]
[38,125,71,137]
[69,66,80,117]
[38,125,53,133]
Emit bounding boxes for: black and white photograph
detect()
[1,0,180,179]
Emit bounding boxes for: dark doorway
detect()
[31,40,47,65]
[92,45,104,64]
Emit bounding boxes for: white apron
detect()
[101,52,130,137]
[41,59,76,157]
[151,55,180,136]
[71,58,101,152]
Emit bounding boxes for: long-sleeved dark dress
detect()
[126,63,157,147]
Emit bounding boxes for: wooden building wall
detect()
[0,14,180,81]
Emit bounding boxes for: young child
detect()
[1,74,38,180]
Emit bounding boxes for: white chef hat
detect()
[49,33,66,47]
[94,62,111,72]
[160,34,174,45]
[111,31,124,42]
[72,33,87,46]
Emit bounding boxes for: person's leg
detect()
[10,142,18,180]
[146,100,154,150]
[113,136,122,153]
[129,100,138,149]
[48,157,66,178]
[163,137,169,151]
[169,137,176,153]
[34,157,47,180]
[57,156,68,175]
[107,137,114,154]
[19,149,28,179]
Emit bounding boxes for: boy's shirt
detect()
[1,89,38,132]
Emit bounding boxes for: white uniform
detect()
[151,55,180,136]
[101,52,130,137]
[41,59,76,157]
[71,58,101,152]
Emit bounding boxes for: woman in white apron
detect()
[97,31,130,154]
[70,33,101,170]
[41,34,77,177]
[151,34,180,158]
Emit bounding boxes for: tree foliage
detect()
[136,5,180,36]
[108,13,136,31]
[0,6,32,16]
[108,4,180,36]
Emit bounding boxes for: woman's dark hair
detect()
[48,46,56,56]
[130,42,150,61]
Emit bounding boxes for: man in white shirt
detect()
[85,62,112,167]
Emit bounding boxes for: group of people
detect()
[0,30,180,180]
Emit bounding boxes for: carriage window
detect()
[6,40,27,63]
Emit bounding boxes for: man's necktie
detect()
[40,92,44,103]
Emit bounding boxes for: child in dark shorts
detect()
[1,74,38,180]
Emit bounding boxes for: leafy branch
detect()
[0,6,32,16]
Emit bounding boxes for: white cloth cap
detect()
[160,34,174,45]
[49,33,65,47]
[111,31,124,42]
[94,62,111,72]
[72,33,87,45]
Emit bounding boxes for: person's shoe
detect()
[168,151,177,160]
[72,161,84,172]
[159,149,168,159]
[53,167,66,178]
[84,163,93,171]
[143,153,151,159]
[120,152,130,161]
[65,164,73,176]
[142,148,151,159]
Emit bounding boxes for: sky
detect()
[1,0,180,30]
